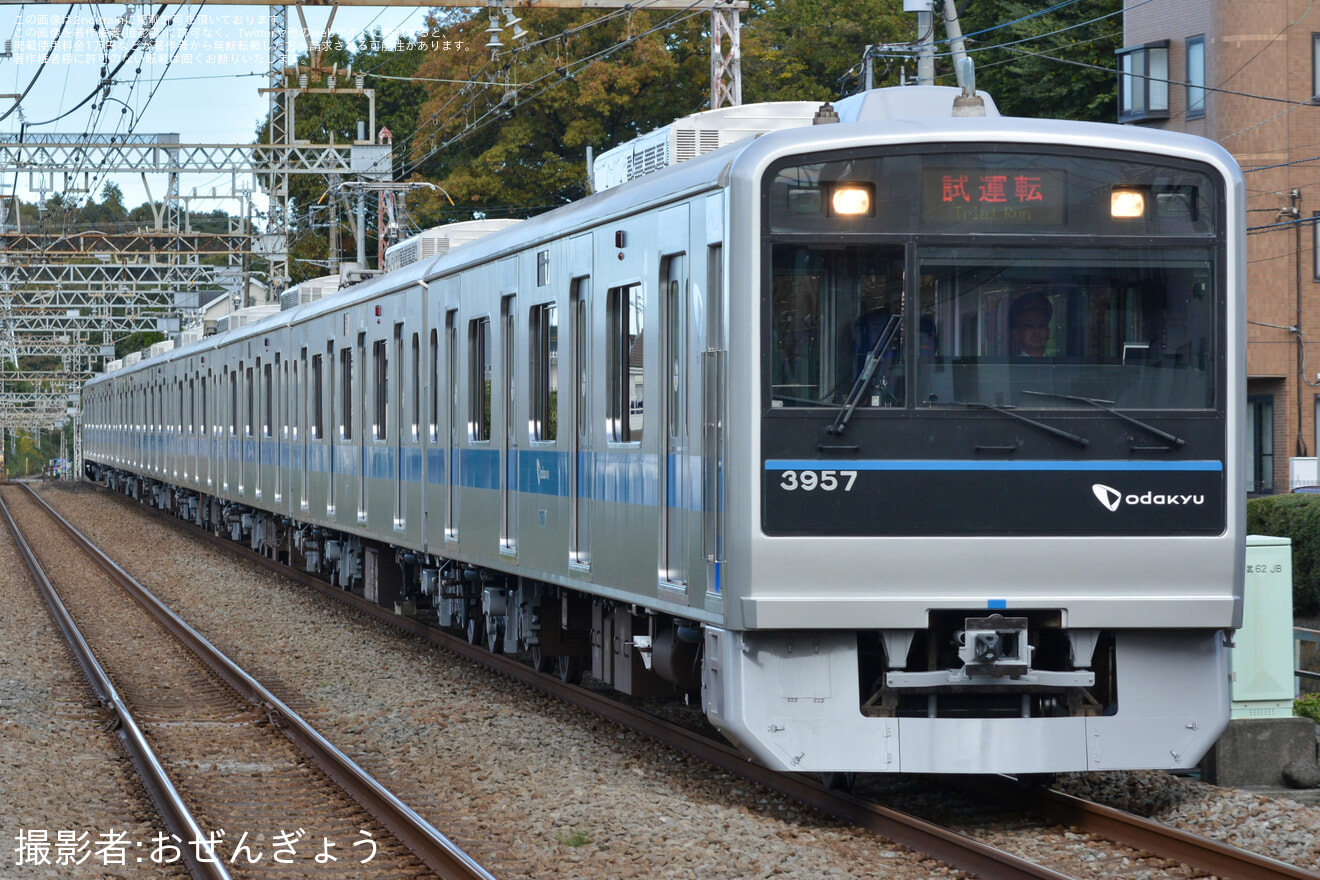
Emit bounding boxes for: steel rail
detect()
[18,484,496,880]
[118,491,1080,880]
[949,774,1320,880]
[107,484,1320,880]
[1024,786,1320,880]
[0,489,231,880]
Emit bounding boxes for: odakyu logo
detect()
[1091,483,1205,512]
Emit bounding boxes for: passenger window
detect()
[470,317,491,441]
[530,303,558,442]
[607,284,644,443]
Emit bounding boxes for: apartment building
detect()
[1122,0,1320,493]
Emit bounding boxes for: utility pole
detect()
[907,0,936,85]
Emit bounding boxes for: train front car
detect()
[707,109,1245,775]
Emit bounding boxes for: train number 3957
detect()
[778,470,858,492]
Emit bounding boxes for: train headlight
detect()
[831,184,873,216]
[1111,187,1147,219]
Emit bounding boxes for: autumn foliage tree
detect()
[401,7,710,223]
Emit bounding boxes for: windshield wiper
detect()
[827,313,901,437]
[954,401,1090,447]
[1020,390,1185,448]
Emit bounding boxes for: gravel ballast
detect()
[2,481,1318,878]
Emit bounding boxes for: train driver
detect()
[1009,293,1053,358]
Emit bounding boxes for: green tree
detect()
[741,0,909,102]
[405,7,709,219]
[100,181,127,219]
[116,331,165,360]
[953,0,1122,122]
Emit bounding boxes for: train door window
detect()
[469,316,492,442]
[199,378,207,437]
[180,382,186,434]
[429,329,439,442]
[575,286,589,443]
[340,346,353,441]
[411,331,420,442]
[263,362,273,438]
[230,369,239,436]
[280,356,288,439]
[374,338,388,441]
[246,365,255,437]
[607,283,644,443]
[311,353,324,439]
[530,302,558,443]
[666,263,686,440]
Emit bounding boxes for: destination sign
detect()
[921,168,1067,227]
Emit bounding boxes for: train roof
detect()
[87,86,1241,391]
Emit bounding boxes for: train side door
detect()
[326,340,337,518]
[660,252,689,591]
[394,322,405,530]
[446,308,460,542]
[501,294,518,554]
[569,276,592,569]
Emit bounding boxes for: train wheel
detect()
[530,645,554,673]
[466,615,484,646]
[819,772,856,792]
[487,621,504,654]
[557,655,584,685]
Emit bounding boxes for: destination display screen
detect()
[766,147,1217,237]
[920,168,1067,227]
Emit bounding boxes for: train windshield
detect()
[764,148,1221,413]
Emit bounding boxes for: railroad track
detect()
[62,482,1320,880]
[0,482,494,880]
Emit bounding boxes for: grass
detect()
[555,830,591,848]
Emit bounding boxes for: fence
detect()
[1299,627,1320,693]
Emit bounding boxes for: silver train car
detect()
[82,85,1245,775]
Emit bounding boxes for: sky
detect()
[0,3,437,211]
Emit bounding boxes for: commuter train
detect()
[81,85,1245,775]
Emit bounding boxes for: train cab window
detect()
[530,302,558,442]
[765,149,1220,415]
[470,317,492,442]
[607,284,644,443]
[770,246,905,407]
[917,246,1215,410]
